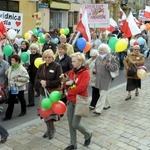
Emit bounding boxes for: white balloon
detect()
[130,39,136,46]
[7,29,17,40]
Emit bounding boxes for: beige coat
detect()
[123,53,144,79]
[7,65,29,91]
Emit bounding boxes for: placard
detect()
[0,11,23,35]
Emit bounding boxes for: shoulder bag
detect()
[74,94,89,117]
[127,56,137,76]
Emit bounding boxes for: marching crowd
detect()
[0,25,148,149]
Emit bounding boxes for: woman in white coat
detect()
[2,54,29,121]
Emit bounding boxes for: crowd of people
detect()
[0,25,147,149]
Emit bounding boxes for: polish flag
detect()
[144,6,150,18]
[107,18,118,32]
[79,8,83,19]
[0,22,7,38]
[120,7,126,21]
[121,12,141,38]
[133,17,143,26]
[76,11,91,42]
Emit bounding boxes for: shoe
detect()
[135,92,139,96]
[0,136,8,143]
[103,106,111,110]
[125,96,131,101]
[1,117,11,121]
[89,106,95,110]
[18,112,26,117]
[84,133,92,146]
[49,128,56,139]
[93,111,101,115]
[35,93,40,97]
[43,132,49,138]
[64,145,77,150]
[26,104,35,107]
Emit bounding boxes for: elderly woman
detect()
[27,43,42,107]
[123,45,144,100]
[65,52,92,150]
[2,54,29,121]
[93,43,118,115]
[85,49,99,110]
[35,49,62,139]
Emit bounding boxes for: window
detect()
[74,11,78,25]
[0,1,19,12]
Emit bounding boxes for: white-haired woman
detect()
[93,43,118,115]
[85,49,99,110]
[27,43,42,107]
[65,52,92,150]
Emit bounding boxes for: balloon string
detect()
[44,88,50,98]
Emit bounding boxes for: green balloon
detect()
[41,98,52,110]
[3,45,13,56]
[65,28,70,35]
[20,52,29,62]
[40,37,46,43]
[32,28,38,36]
[49,91,62,102]
[108,37,118,51]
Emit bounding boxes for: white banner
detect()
[0,11,23,35]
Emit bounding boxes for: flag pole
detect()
[71,31,81,46]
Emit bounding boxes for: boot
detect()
[48,121,56,139]
[43,121,50,138]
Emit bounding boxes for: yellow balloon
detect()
[60,29,65,35]
[137,69,147,79]
[115,39,128,52]
[24,32,31,40]
[34,58,45,68]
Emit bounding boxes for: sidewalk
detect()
[0,76,150,150]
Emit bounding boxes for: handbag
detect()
[127,56,137,76]
[74,94,89,117]
[127,65,137,76]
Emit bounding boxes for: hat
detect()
[90,49,99,57]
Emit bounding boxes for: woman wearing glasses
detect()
[123,45,144,100]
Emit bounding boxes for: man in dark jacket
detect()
[42,33,56,54]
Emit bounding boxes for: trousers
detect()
[67,101,91,147]
[95,90,110,113]
[0,125,8,139]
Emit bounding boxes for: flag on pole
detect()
[76,11,91,42]
[120,7,126,21]
[107,18,118,32]
[133,17,143,26]
[121,12,141,38]
[144,6,150,18]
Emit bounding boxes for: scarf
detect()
[73,66,85,74]
[11,63,20,71]
[99,53,107,59]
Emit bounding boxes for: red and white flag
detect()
[144,6,150,18]
[120,7,126,21]
[133,17,143,26]
[76,11,91,42]
[121,12,141,38]
[107,18,118,32]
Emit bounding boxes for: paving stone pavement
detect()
[0,76,150,150]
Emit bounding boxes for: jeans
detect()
[0,125,8,139]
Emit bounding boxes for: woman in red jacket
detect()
[64,52,92,150]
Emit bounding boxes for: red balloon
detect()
[52,101,66,115]
[137,66,147,72]
[133,41,139,46]
[39,106,52,118]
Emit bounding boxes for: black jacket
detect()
[55,53,73,73]
[28,53,42,83]
[42,41,56,54]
